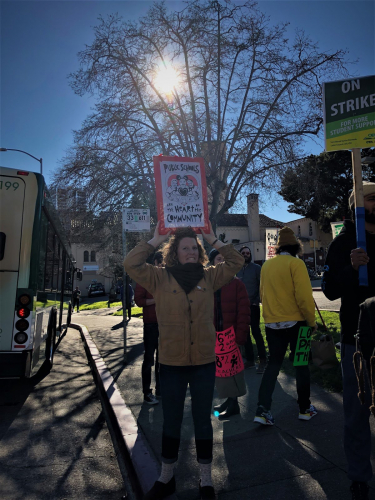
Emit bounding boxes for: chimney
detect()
[247,194,260,242]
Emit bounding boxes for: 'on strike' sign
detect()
[293,326,312,366]
[215,326,244,377]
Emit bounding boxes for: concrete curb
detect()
[70,323,176,499]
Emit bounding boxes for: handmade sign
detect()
[215,326,244,377]
[293,326,312,366]
[153,155,210,234]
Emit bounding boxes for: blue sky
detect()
[1,0,374,222]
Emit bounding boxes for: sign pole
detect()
[122,226,127,364]
[351,147,368,287]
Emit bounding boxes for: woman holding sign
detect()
[254,227,317,426]
[124,222,243,500]
[209,248,250,419]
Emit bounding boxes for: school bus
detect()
[0,166,78,378]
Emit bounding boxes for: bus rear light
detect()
[14,332,28,344]
[19,294,31,306]
[17,171,29,176]
[17,307,30,319]
[14,345,26,349]
[16,319,29,331]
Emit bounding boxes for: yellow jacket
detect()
[260,254,315,327]
[124,241,244,366]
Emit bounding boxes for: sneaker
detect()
[144,393,159,405]
[253,405,275,426]
[350,481,369,500]
[256,362,267,374]
[299,404,318,420]
[144,476,176,499]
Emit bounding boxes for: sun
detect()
[154,66,179,94]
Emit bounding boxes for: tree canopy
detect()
[56,0,348,224]
[279,149,375,232]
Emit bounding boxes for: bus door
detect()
[0,175,26,351]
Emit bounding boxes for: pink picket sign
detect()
[215,326,244,378]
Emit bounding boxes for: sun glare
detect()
[154,67,179,94]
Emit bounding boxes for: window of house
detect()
[298,225,301,236]
[84,250,89,262]
[309,222,313,236]
[91,250,96,262]
[232,239,240,244]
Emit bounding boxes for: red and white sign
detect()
[153,155,210,234]
[266,229,279,260]
[215,326,244,378]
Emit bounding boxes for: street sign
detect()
[122,208,150,232]
[323,75,375,152]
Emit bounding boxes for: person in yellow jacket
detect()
[253,227,318,426]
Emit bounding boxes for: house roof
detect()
[216,213,284,228]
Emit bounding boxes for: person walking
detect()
[209,249,250,419]
[124,222,244,500]
[134,251,163,405]
[322,182,375,500]
[72,286,81,313]
[254,227,317,426]
[236,246,267,373]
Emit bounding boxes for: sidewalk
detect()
[76,311,375,500]
[0,325,128,500]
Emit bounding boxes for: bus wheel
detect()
[45,313,57,371]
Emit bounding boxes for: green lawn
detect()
[36,300,70,309]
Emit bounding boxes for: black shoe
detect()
[350,481,369,500]
[199,480,215,499]
[144,476,175,499]
[144,393,159,405]
[218,398,240,419]
[214,399,229,413]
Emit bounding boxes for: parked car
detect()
[87,283,105,297]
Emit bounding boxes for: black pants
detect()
[142,323,160,395]
[257,322,311,412]
[72,298,80,312]
[244,304,267,362]
[160,362,216,464]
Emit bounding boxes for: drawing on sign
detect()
[266,229,279,260]
[293,326,312,366]
[215,326,244,377]
[153,156,210,234]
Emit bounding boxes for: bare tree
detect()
[57,0,348,225]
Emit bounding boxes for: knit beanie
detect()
[349,181,375,208]
[208,248,220,263]
[277,227,298,247]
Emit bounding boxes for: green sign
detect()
[323,75,375,152]
[293,326,312,366]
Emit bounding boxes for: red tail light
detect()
[17,171,29,176]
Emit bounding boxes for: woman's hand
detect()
[200,221,224,248]
[148,221,171,248]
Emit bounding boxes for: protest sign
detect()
[215,326,244,377]
[293,326,312,366]
[330,221,344,239]
[323,75,375,152]
[153,155,210,234]
[266,229,279,260]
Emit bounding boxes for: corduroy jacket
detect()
[124,241,244,366]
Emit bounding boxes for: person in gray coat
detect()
[236,246,267,373]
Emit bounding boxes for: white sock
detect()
[158,461,175,484]
[199,462,213,487]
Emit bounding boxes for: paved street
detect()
[75,306,375,500]
[0,327,129,500]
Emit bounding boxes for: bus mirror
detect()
[76,270,83,281]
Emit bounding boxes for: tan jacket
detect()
[124,241,244,366]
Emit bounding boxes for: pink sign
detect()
[215,326,244,377]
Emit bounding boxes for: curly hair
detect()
[162,227,208,267]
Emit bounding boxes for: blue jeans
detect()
[159,362,216,464]
[257,322,311,412]
[341,343,373,482]
[142,323,160,395]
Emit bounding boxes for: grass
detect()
[257,309,343,393]
[112,306,143,318]
[36,300,69,309]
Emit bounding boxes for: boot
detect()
[219,398,240,419]
[213,399,229,413]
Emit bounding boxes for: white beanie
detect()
[349,181,375,208]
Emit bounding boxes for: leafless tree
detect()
[57,0,349,225]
